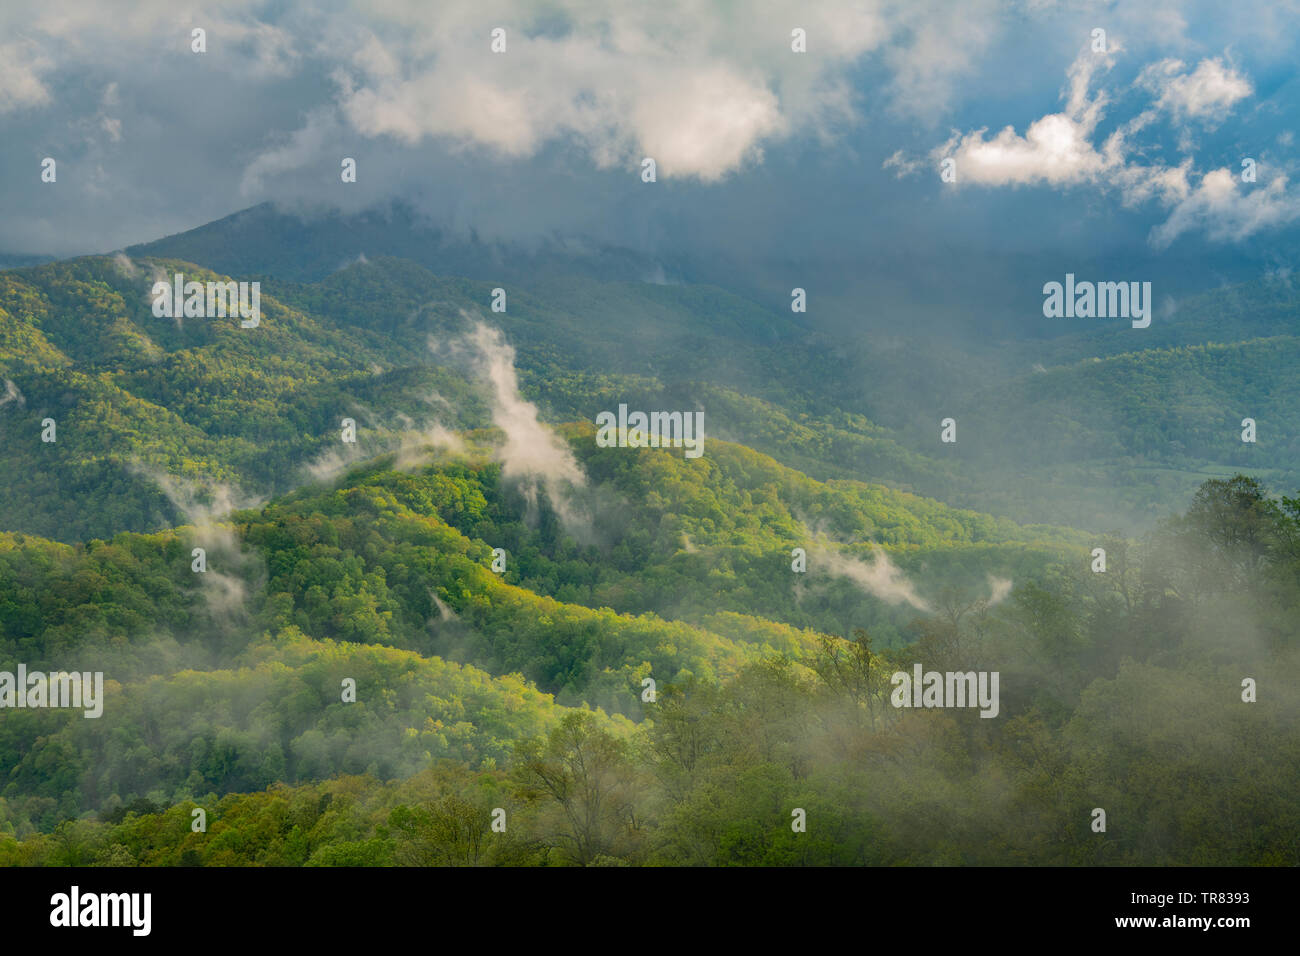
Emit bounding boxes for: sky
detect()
[2,0,1298,302]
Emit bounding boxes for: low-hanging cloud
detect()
[302,401,466,485]
[812,541,932,612]
[0,378,24,408]
[130,466,265,624]
[442,320,593,542]
[987,575,1013,606]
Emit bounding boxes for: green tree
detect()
[512,712,638,865]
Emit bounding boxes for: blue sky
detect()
[2,0,1297,295]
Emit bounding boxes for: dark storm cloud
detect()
[0,0,1296,284]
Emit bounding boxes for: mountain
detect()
[125,201,678,287]
[0,254,56,271]
[2,447,1297,865]
[118,204,1300,530]
[0,250,958,541]
[1,209,1298,867]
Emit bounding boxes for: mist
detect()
[811,542,933,613]
[447,320,595,544]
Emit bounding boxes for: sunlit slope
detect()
[0,423,1089,826]
[0,254,948,540]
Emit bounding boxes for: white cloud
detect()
[882,148,923,178]
[241,0,998,184]
[624,66,785,181]
[812,542,931,612]
[0,1,1037,186]
[131,467,265,624]
[241,107,341,196]
[1151,167,1300,248]
[326,2,884,182]
[0,40,52,113]
[906,43,1297,247]
[5,0,1298,254]
[938,112,1112,187]
[0,378,25,408]
[446,320,593,542]
[987,575,1013,605]
[883,0,1001,119]
[928,44,1123,189]
[1139,56,1252,124]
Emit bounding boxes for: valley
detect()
[0,209,1297,866]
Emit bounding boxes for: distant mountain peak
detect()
[125,201,676,286]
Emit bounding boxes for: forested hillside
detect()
[1,469,1296,865]
[0,225,1297,867]
[118,209,1300,529]
[0,253,956,541]
[5,244,1299,542]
